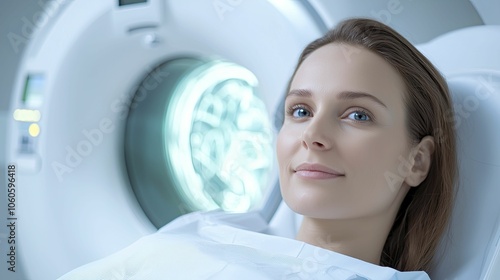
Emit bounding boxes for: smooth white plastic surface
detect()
[418,25,500,76]
[428,71,500,280]
[5,1,324,279]
[416,25,500,280]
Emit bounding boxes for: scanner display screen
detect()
[119,0,147,6]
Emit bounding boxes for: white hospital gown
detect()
[57,212,430,280]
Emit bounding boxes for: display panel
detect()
[118,0,147,6]
[21,74,45,107]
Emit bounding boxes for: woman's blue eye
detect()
[347,111,371,122]
[293,107,311,118]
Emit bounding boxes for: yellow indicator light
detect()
[13,109,41,122]
[28,123,40,137]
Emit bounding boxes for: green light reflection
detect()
[167,61,274,213]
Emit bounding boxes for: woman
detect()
[277,17,457,272]
[58,18,457,279]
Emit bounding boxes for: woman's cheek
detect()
[338,131,382,164]
[341,132,401,184]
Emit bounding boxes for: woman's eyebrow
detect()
[287,89,387,109]
[337,91,388,109]
[286,89,312,99]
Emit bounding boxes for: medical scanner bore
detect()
[5,0,329,278]
[6,0,500,278]
[125,57,275,228]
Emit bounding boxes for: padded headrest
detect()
[429,71,500,279]
[418,25,500,75]
[416,25,500,279]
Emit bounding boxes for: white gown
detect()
[57,211,430,280]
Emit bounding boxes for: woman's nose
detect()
[301,117,333,150]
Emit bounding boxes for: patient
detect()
[58,18,457,279]
[278,18,457,272]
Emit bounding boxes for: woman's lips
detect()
[294,163,345,179]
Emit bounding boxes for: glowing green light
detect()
[167,61,274,212]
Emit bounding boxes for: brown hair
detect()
[285,18,458,272]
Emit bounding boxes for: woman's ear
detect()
[404,136,435,187]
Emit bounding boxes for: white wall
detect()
[311,0,484,44]
[471,0,500,25]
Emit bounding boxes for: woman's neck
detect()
[296,213,397,265]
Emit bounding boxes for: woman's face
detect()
[277,43,414,220]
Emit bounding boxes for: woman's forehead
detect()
[290,44,406,106]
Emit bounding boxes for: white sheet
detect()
[57,211,430,279]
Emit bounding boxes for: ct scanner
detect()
[4,0,500,279]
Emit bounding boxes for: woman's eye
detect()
[286,105,312,119]
[292,107,311,118]
[347,110,371,122]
